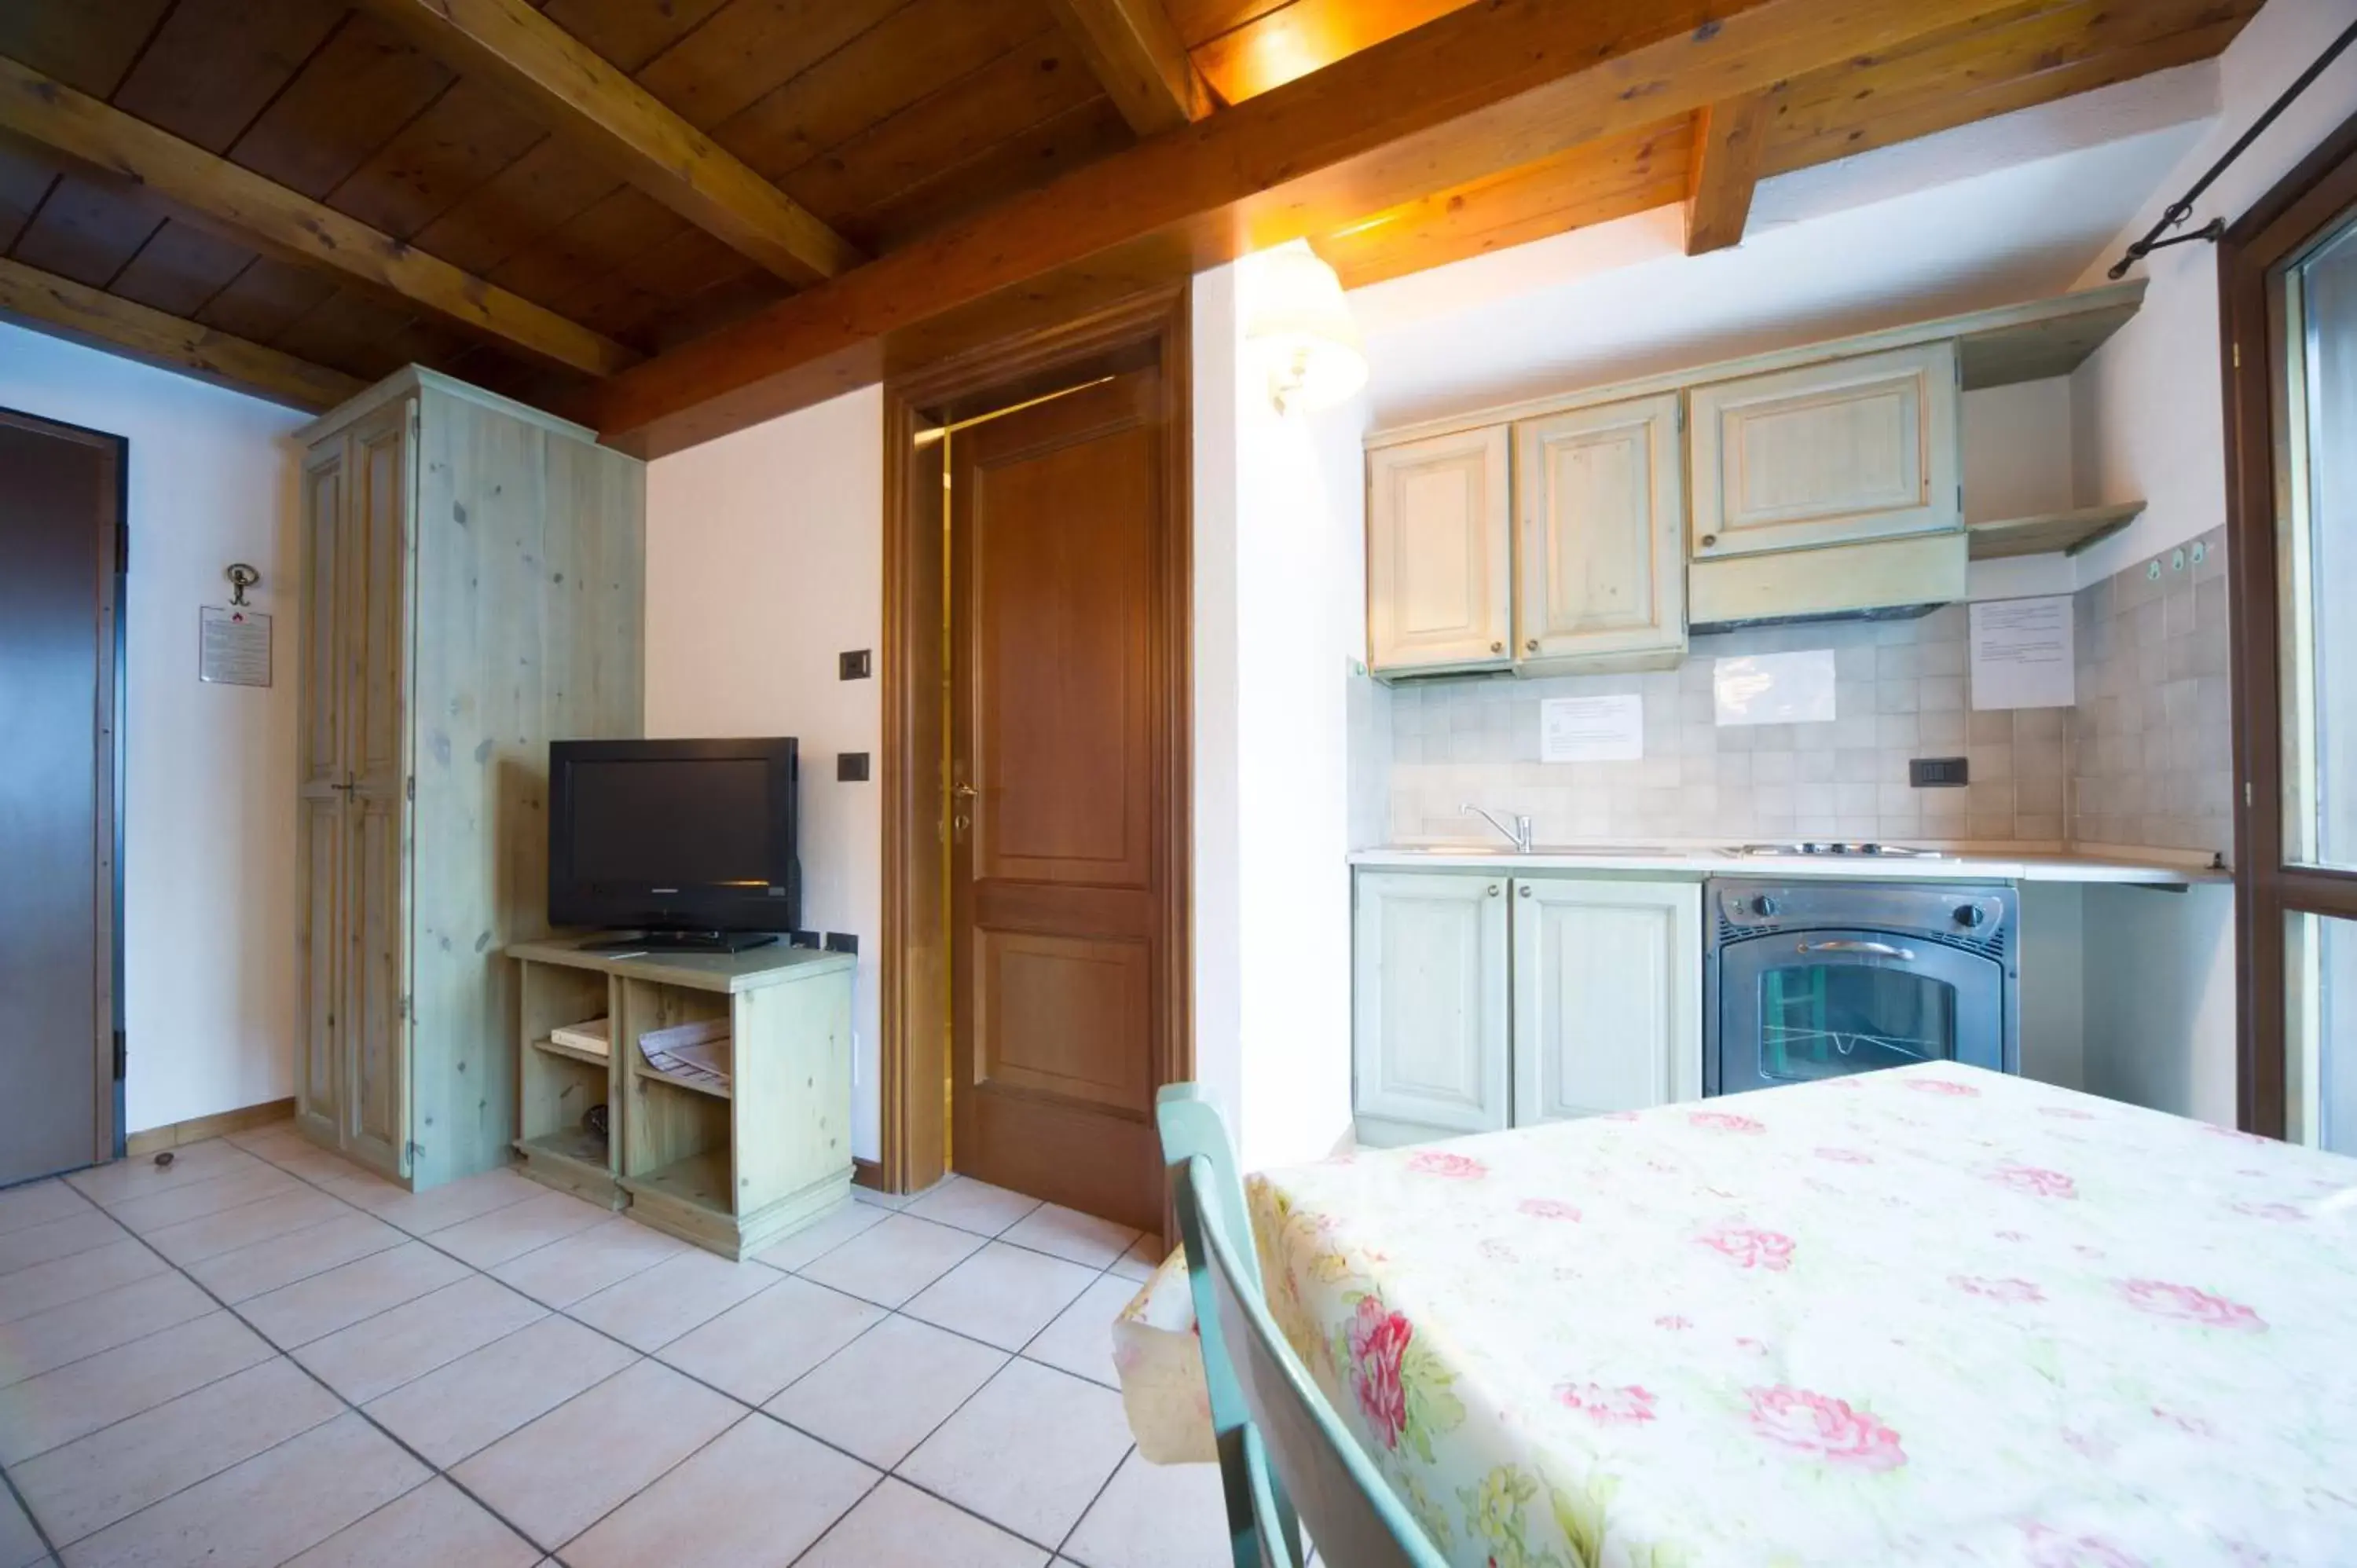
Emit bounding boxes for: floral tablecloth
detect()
[1120,1064,2357,1566]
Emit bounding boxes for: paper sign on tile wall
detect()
[1970,596,2075,709]
[1541,694,1643,762]
[1713,650,1836,726]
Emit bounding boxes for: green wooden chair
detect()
[1157,1083,1450,1568]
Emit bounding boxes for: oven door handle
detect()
[1796,939,1916,961]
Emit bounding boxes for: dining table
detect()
[1113,1062,2357,1566]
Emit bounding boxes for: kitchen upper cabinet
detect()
[1688,341,1961,560]
[1513,394,1685,669]
[1367,427,1511,676]
[1352,871,1510,1145]
[1510,877,1702,1124]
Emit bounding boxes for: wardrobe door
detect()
[295,438,347,1146]
[339,400,414,1178]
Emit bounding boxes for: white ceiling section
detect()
[1351,63,2223,432]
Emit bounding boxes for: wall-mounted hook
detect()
[225,563,259,607]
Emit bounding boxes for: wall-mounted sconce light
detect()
[1243,240,1366,415]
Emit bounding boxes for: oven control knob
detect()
[1954,903,1988,929]
[1749,895,1780,918]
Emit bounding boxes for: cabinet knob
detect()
[1518,883,1532,897]
[1489,640,1503,654]
[1524,639,1538,652]
[1700,533,1718,548]
[1487,884,1501,896]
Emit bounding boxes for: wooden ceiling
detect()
[0,0,2261,441]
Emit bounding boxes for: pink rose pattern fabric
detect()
[1120,1062,2357,1566]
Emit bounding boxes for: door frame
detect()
[2221,107,2357,1138]
[874,285,1193,1196]
[1,405,126,1168]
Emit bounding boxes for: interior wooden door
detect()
[295,435,348,1148]
[949,368,1175,1231]
[339,399,413,1178]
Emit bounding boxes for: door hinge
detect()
[396,994,410,1020]
[112,1028,125,1081]
[405,775,415,802]
[2234,342,2242,369]
[1674,401,1687,433]
[115,522,130,576]
[2245,780,2255,808]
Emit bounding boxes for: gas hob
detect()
[1725,841,1950,859]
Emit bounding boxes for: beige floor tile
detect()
[0,1180,93,1239]
[562,1413,875,1567]
[0,1310,273,1465]
[428,1189,610,1269]
[904,1177,1043,1238]
[1107,1234,1164,1284]
[798,1477,1049,1568]
[0,1240,168,1325]
[797,1214,985,1308]
[12,1357,340,1547]
[140,1187,350,1266]
[283,1477,539,1568]
[1000,1205,1142,1271]
[765,1313,1006,1470]
[453,1358,741,1551]
[222,1120,300,1153]
[850,1184,915,1211]
[0,1486,42,1568]
[656,1275,885,1404]
[181,1210,407,1304]
[566,1248,779,1351]
[328,1166,542,1236]
[0,1211,127,1277]
[236,1240,472,1349]
[904,1243,1100,1352]
[488,1215,687,1308]
[362,1315,636,1468]
[899,1360,1135,1545]
[1063,1451,1233,1568]
[64,1141,258,1207]
[57,1411,427,1568]
[0,1271,214,1387]
[293,1273,547,1404]
[750,1199,886,1273]
[104,1163,302,1236]
[1021,1273,1138,1389]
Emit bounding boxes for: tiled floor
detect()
[0,1127,1233,1568]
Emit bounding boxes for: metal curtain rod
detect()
[2107,13,2357,280]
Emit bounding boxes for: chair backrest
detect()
[1157,1084,1450,1568]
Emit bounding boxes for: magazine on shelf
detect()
[548,1017,610,1058]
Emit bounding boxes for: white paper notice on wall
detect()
[1970,595,2074,709]
[1541,694,1643,762]
[198,606,271,688]
[1713,650,1837,727]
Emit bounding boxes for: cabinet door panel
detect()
[1689,342,1959,559]
[1516,394,1684,665]
[1367,428,1510,674]
[1512,877,1701,1124]
[1353,872,1509,1141]
[295,441,346,1138]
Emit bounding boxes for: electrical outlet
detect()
[823,932,860,956]
[836,751,870,782]
[838,649,871,680]
[1910,756,1970,788]
[789,930,821,949]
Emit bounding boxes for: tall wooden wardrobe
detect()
[295,368,643,1189]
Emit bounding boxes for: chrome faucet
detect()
[1461,802,1533,854]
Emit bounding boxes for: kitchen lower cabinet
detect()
[1511,876,1703,1123]
[1351,871,1511,1145]
[1353,870,1702,1145]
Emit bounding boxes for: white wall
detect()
[643,387,885,1158]
[0,322,305,1135]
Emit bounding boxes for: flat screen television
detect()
[547,738,799,952]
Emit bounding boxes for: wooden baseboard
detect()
[852,1157,885,1194]
[126,1097,296,1157]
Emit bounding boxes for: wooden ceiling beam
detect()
[355,0,865,286]
[1044,0,1212,135]
[0,255,366,410]
[585,0,2036,456]
[0,56,637,377]
[1684,91,1772,255]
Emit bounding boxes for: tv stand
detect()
[587,930,779,954]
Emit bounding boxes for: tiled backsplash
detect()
[1384,533,2236,862]
[1388,604,2070,848]
[2069,523,2232,860]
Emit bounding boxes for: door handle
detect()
[951,782,978,800]
[1798,940,1915,961]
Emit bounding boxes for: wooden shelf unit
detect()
[506,940,857,1258]
[1966,501,2146,560]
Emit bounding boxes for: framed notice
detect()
[199,606,272,688]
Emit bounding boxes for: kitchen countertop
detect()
[1350,844,2227,885]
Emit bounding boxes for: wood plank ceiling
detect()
[0,0,2262,427]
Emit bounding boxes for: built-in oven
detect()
[1704,878,2018,1097]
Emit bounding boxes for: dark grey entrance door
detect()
[0,408,121,1185]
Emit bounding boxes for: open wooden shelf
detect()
[1967,501,2145,560]
[530,1033,610,1069]
[625,1150,732,1219]
[515,1127,609,1177]
[630,1060,732,1101]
